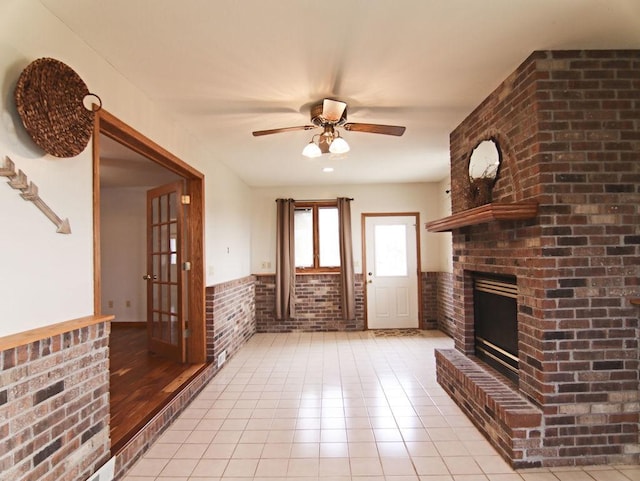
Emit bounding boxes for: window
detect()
[374,224,407,276]
[294,202,340,272]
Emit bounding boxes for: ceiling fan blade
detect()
[322,99,347,122]
[252,125,316,137]
[343,123,406,136]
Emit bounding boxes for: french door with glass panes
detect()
[145,181,186,362]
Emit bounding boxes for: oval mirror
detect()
[469,139,501,180]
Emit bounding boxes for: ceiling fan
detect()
[252,99,406,157]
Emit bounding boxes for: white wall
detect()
[437,176,454,273]
[0,0,252,337]
[203,161,252,284]
[100,188,147,323]
[251,182,451,275]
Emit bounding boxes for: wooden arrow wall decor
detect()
[0,156,71,234]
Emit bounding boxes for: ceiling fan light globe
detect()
[302,142,322,158]
[329,136,350,154]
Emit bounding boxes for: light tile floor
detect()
[122,331,640,481]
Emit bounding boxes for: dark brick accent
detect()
[81,422,103,444]
[34,380,64,405]
[33,437,62,466]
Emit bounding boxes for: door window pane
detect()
[374,224,407,277]
[319,207,340,267]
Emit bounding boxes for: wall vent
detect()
[217,350,227,367]
[87,456,115,481]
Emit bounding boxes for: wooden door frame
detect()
[93,108,206,363]
[361,212,422,329]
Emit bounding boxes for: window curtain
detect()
[275,198,296,320]
[337,197,356,320]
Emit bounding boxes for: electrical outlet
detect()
[107,300,113,308]
[125,300,131,308]
[261,261,271,269]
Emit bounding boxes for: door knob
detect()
[143,274,157,281]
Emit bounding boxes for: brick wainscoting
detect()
[437,50,640,467]
[0,322,110,481]
[255,274,365,332]
[206,275,256,363]
[256,273,448,332]
[419,271,456,334]
[436,272,455,337]
[421,272,438,329]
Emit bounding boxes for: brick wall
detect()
[0,323,110,481]
[421,272,438,329]
[436,272,455,337]
[440,50,640,467]
[255,274,365,331]
[256,273,445,332]
[206,276,256,363]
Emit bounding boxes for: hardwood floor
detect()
[109,325,205,454]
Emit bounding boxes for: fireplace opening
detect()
[473,273,518,384]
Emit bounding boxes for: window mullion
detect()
[313,206,320,269]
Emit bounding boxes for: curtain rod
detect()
[275,197,354,202]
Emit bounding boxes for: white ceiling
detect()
[99,135,181,188]
[43,0,640,187]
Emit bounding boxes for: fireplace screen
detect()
[473,274,519,383]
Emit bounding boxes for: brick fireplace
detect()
[433,50,639,467]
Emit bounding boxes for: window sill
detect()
[252,271,342,277]
[296,270,341,276]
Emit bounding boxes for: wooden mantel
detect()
[425,202,539,232]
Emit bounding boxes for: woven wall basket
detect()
[14,57,101,158]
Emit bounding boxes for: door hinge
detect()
[182,261,191,271]
[184,328,191,338]
[181,194,191,205]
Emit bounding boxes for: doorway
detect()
[363,213,421,329]
[93,109,206,452]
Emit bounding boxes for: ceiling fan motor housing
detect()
[310,100,347,126]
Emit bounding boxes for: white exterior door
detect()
[364,215,419,329]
